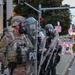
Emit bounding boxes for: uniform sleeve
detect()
[1,33,14,46]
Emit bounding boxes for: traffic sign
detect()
[55,26,61,34]
[68,28,73,35]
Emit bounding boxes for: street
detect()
[67,55,75,75]
[56,54,74,75]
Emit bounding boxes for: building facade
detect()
[0,0,13,34]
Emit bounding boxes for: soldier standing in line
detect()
[26,17,46,63]
[44,23,55,49]
[26,17,46,52]
[0,16,34,75]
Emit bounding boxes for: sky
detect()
[62,0,75,24]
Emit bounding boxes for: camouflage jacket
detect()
[0,31,33,52]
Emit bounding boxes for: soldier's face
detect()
[12,25,20,35]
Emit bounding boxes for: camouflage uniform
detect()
[0,32,12,67]
[0,16,35,75]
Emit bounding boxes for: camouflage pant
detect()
[0,53,9,67]
[12,63,34,75]
[0,53,35,75]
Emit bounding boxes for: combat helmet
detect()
[11,16,26,27]
[26,17,37,25]
[26,17,38,34]
[45,24,54,30]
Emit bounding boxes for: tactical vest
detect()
[5,31,33,63]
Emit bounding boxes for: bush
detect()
[72,44,75,52]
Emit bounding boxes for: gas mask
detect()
[19,23,27,35]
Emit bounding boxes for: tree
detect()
[13,0,71,35]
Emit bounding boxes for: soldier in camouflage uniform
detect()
[0,16,34,75]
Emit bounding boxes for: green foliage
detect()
[13,0,71,35]
[66,47,69,51]
[72,44,75,51]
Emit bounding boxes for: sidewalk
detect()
[56,54,75,75]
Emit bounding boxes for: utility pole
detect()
[24,3,75,27]
[38,4,42,27]
[40,6,75,11]
[24,2,41,27]
[18,1,75,28]
[38,4,75,27]
[18,0,41,27]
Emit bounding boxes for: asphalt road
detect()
[67,56,75,75]
[56,54,74,75]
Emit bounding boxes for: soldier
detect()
[1,16,34,75]
[44,24,61,75]
[26,17,47,73]
[0,29,11,74]
[44,23,55,49]
[26,17,38,47]
[26,17,46,49]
